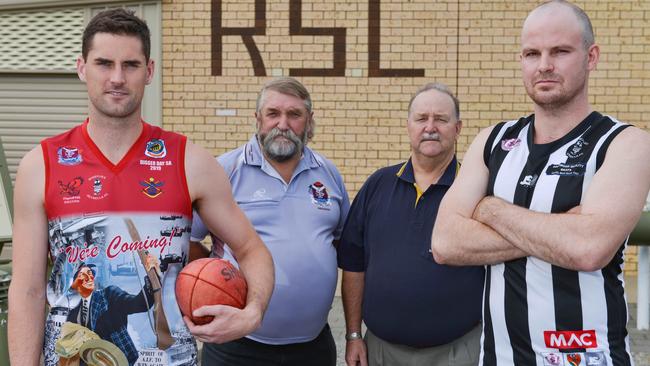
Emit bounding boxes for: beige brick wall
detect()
[161,0,650,275]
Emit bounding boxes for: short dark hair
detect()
[82,8,151,62]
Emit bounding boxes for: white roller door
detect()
[0,74,88,182]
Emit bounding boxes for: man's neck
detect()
[265,153,302,184]
[532,95,592,144]
[411,150,454,191]
[86,110,143,164]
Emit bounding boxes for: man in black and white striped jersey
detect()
[432,1,650,366]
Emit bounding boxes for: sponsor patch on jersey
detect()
[58,177,83,204]
[542,352,565,366]
[544,329,597,350]
[545,163,586,176]
[308,181,331,210]
[59,177,83,197]
[86,175,109,200]
[57,146,83,166]
[501,138,521,151]
[566,353,584,366]
[566,138,588,159]
[584,351,606,366]
[519,174,538,187]
[140,177,164,198]
[145,138,167,158]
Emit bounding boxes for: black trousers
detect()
[201,324,337,366]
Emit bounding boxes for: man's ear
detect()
[76,56,87,82]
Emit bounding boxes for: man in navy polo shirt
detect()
[338,83,484,366]
[190,77,349,365]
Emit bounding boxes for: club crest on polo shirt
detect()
[57,146,83,165]
[501,138,521,151]
[145,138,167,158]
[308,181,331,210]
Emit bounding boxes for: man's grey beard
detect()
[259,128,307,162]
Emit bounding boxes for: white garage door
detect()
[0,74,88,182]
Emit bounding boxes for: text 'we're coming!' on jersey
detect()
[41,120,197,366]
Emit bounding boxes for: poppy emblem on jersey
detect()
[501,138,521,151]
[58,177,83,197]
[308,181,331,209]
[140,177,164,198]
[566,353,581,366]
[145,139,167,158]
[566,138,588,159]
[86,175,109,200]
[57,146,83,165]
[585,352,606,366]
[542,352,563,366]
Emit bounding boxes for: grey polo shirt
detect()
[191,135,350,344]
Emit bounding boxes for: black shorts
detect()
[201,324,336,366]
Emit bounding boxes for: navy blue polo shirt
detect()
[337,157,485,347]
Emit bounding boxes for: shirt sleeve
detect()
[337,179,370,272]
[190,210,209,242]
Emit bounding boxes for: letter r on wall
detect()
[212,0,267,76]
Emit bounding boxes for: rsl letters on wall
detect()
[211,0,425,77]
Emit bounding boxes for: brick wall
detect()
[161,0,650,274]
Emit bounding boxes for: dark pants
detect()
[201,324,337,366]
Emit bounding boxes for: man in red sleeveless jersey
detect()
[8,9,274,366]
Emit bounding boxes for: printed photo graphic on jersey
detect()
[140,177,164,198]
[145,139,167,159]
[57,146,83,166]
[308,181,331,209]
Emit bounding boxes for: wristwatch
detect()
[345,331,363,341]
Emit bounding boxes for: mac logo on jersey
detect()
[544,330,597,349]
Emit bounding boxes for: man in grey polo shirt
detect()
[190,77,350,366]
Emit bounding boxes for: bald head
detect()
[524,0,594,50]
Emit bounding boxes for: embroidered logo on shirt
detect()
[57,146,83,166]
[584,352,606,366]
[59,177,83,197]
[566,138,588,159]
[140,177,164,198]
[542,352,564,366]
[501,138,521,151]
[566,353,582,366]
[545,163,586,176]
[308,181,331,210]
[544,330,597,349]
[253,188,267,200]
[519,174,538,188]
[86,175,109,200]
[145,138,167,158]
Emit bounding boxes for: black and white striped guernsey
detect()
[480,111,633,366]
